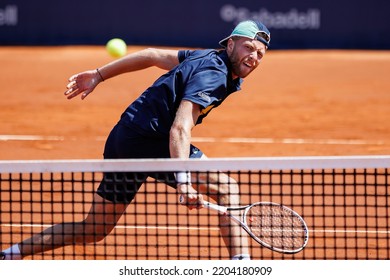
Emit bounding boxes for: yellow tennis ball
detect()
[106,38,127,58]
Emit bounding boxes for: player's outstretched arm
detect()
[95,48,179,82]
[64,48,180,100]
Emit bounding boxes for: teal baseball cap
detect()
[219,20,271,48]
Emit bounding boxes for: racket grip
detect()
[180,196,228,214]
[203,201,228,214]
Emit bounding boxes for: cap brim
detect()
[218,36,231,48]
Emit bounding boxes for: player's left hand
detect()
[64,70,102,100]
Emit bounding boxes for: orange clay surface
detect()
[1,47,390,160]
[0,46,390,259]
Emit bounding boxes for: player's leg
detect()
[194,155,250,260]
[1,124,146,260]
[2,193,128,259]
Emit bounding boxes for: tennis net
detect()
[0,156,389,260]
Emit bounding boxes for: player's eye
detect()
[245,45,254,52]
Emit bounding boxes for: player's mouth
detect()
[231,58,258,79]
[243,59,256,69]
[241,60,256,74]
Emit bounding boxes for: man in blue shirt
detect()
[1,20,270,260]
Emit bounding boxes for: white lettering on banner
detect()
[0,5,18,26]
[220,4,321,29]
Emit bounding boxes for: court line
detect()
[0,135,65,141]
[311,229,390,234]
[1,223,215,231]
[0,134,386,145]
[2,223,390,234]
[193,137,386,146]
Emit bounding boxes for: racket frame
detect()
[203,201,309,254]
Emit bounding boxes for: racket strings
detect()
[247,204,306,251]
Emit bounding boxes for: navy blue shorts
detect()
[96,123,203,203]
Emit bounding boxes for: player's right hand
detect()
[64,70,102,100]
[178,184,204,210]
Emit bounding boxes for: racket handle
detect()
[180,195,228,214]
[203,201,228,214]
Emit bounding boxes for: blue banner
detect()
[1,0,389,49]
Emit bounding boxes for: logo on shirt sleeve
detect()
[197,92,211,103]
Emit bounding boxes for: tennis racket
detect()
[204,200,309,254]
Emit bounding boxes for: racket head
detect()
[243,202,309,254]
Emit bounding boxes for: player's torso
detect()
[119,49,242,137]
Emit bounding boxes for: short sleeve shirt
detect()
[118,49,243,137]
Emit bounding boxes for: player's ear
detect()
[226,38,235,54]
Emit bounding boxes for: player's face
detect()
[227,37,266,79]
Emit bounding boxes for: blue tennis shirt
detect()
[118,49,243,137]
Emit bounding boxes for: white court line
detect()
[0,135,65,141]
[193,137,386,145]
[1,223,216,231]
[2,223,390,235]
[0,135,386,145]
[312,229,390,234]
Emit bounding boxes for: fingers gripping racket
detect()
[204,201,309,254]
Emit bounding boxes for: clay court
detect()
[1,47,390,159]
[1,46,390,259]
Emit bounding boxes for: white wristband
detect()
[175,171,191,184]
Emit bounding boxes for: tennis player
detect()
[1,20,270,260]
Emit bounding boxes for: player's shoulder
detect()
[179,49,223,61]
[178,49,228,72]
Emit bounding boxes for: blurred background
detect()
[1,0,389,49]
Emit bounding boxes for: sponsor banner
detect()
[1,0,389,49]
